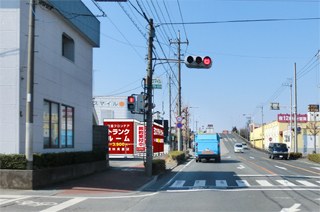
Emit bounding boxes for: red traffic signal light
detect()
[127,96,136,111]
[184,55,212,69]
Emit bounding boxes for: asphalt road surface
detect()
[1,133,319,212]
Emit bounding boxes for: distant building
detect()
[93,96,144,125]
[0,0,100,154]
[250,113,319,155]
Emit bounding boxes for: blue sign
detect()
[176,123,183,128]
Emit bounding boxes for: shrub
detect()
[169,151,186,164]
[308,153,320,163]
[0,154,27,169]
[289,152,302,160]
[0,150,106,170]
[152,159,166,175]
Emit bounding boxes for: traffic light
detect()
[136,93,147,112]
[184,55,212,69]
[127,95,136,112]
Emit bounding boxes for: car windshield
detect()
[273,143,287,150]
[235,144,242,147]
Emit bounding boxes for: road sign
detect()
[176,116,183,122]
[176,122,183,128]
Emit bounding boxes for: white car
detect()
[234,143,243,153]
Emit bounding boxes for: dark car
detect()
[268,143,289,159]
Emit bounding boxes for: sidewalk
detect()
[0,155,178,197]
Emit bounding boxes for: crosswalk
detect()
[169,178,320,189]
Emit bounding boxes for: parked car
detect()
[242,142,248,149]
[268,143,289,159]
[234,143,243,153]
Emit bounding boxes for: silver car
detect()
[234,143,243,153]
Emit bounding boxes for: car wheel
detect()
[271,155,275,159]
[269,154,271,159]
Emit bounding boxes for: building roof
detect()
[44,0,100,47]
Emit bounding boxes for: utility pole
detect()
[294,63,298,153]
[145,18,154,177]
[168,73,172,149]
[25,0,36,170]
[170,31,188,151]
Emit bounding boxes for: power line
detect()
[158,17,320,26]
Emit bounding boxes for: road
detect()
[1,133,319,211]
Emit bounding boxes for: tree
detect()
[306,113,320,153]
[232,126,238,134]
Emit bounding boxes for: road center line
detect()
[261,157,320,175]
[238,156,276,175]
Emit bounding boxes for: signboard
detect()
[277,114,308,123]
[104,121,134,155]
[270,102,280,110]
[152,78,162,89]
[153,124,164,153]
[308,104,319,112]
[136,125,146,152]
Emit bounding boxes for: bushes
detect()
[152,159,166,175]
[289,152,302,160]
[0,150,106,170]
[308,153,320,163]
[169,151,186,164]
[0,154,27,169]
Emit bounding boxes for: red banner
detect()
[104,121,134,155]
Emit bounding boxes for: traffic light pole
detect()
[145,19,154,177]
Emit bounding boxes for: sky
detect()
[83,0,320,133]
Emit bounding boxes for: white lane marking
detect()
[170,180,186,188]
[40,197,87,212]
[160,159,192,190]
[311,167,320,171]
[0,196,30,206]
[317,181,320,184]
[216,180,228,187]
[296,180,318,187]
[256,180,274,187]
[277,180,297,187]
[193,180,206,187]
[249,156,255,159]
[236,180,250,187]
[235,174,320,179]
[237,165,245,169]
[280,203,301,212]
[275,165,287,170]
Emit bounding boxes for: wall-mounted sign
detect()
[308,104,319,112]
[277,114,308,123]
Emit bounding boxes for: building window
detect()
[43,100,60,148]
[61,105,74,148]
[62,33,74,62]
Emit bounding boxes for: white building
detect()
[0,0,100,154]
[93,96,144,125]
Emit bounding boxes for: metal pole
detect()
[294,63,298,153]
[168,73,172,150]
[25,0,36,170]
[290,81,293,151]
[145,19,154,177]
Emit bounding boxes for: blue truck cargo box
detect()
[194,134,221,163]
